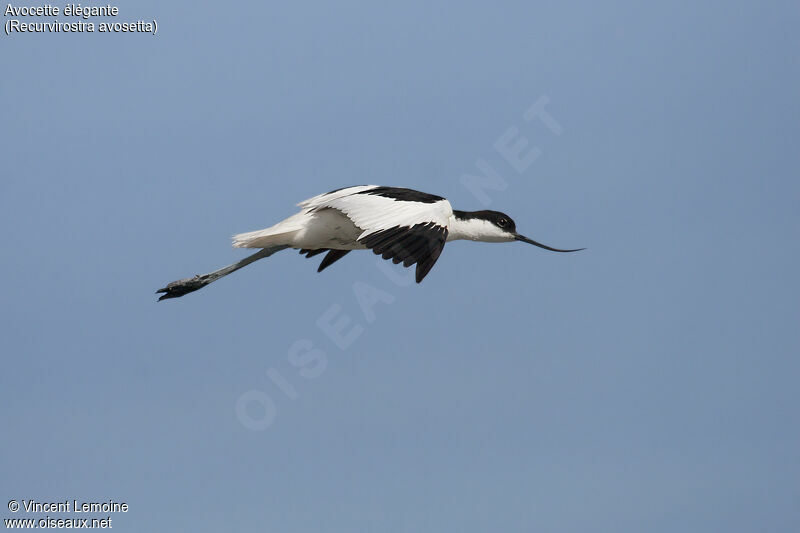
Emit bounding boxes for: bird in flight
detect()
[156,186,583,300]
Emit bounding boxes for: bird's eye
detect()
[498,218,508,227]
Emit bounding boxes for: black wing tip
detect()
[360,223,448,283]
[315,249,351,272]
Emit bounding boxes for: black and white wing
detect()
[299,186,452,282]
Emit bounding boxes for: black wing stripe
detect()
[361,187,445,204]
[358,222,448,283]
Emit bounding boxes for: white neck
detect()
[447,216,513,242]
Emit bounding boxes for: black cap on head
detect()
[453,210,516,232]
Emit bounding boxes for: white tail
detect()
[232,212,307,248]
[232,229,296,248]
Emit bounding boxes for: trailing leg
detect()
[156,245,289,301]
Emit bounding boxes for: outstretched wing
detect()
[359,222,448,283]
[298,185,453,283]
[301,186,453,283]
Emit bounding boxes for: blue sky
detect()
[2,1,799,531]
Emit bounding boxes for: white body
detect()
[232,185,512,250]
[157,184,580,299]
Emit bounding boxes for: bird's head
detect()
[452,209,585,252]
[461,210,518,242]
